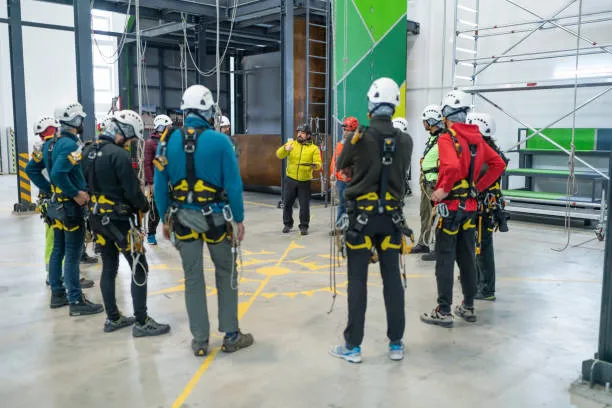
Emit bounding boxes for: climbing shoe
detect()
[192,339,209,357]
[221,331,254,353]
[329,344,362,363]
[389,342,404,361]
[80,277,95,289]
[69,295,104,316]
[147,234,158,245]
[475,292,496,301]
[421,252,436,262]
[50,291,69,309]
[454,303,477,323]
[410,244,429,254]
[420,306,454,328]
[299,227,309,236]
[104,315,136,333]
[132,317,171,337]
[80,252,98,264]
[282,226,291,234]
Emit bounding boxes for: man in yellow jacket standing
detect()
[276,124,322,235]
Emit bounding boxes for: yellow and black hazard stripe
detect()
[18,152,32,203]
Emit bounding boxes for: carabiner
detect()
[222,205,233,222]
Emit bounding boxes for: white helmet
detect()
[98,115,114,132]
[367,77,400,108]
[392,117,409,133]
[54,102,87,124]
[220,115,230,127]
[466,112,496,138]
[422,104,443,126]
[153,114,173,132]
[33,116,60,135]
[114,110,144,139]
[181,85,215,112]
[441,90,471,117]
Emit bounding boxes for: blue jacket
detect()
[154,115,245,223]
[26,131,86,198]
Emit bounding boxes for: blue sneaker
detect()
[329,344,362,363]
[147,234,157,245]
[389,342,404,361]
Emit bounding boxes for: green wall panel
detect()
[353,0,405,42]
[526,128,596,151]
[334,0,375,81]
[370,21,407,87]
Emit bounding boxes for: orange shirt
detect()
[330,141,350,182]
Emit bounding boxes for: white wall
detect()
[406,0,612,190]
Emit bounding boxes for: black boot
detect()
[69,295,104,316]
[80,277,95,289]
[80,252,98,264]
[50,291,69,309]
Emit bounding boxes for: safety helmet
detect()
[342,116,359,132]
[181,85,215,112]
[296,124,312,135]
[220,115,230,127]
[466,112,496,138]
[54,102,87,125]
[392,117,409,133]
[367,77,401,108]
[153,114,173,132]
[422,104,443,127]
[113,110,144,140]
[33,116,60,135]
[441,90,471,118]
[97,115,114,132]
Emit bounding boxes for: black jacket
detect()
[337,116,413,201]
[82,137,149,214]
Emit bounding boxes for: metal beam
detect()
[74,0,96,142]
[7,0,35,211]
[111,0,221,17]
[231,0,281,23]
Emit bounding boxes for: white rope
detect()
[91,0,132,64]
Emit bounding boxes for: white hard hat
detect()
[114,110,144,139]
[181,85,215,112]
[54,102,87,124]
[392,117,409,133]
[466,112,496,138]
[33,116,60,135]
[422,104,443,125]
[153,114,173,131]
[367,77,400,108]
[441,90,471,116]
[220,115,230,127]
[98,115,114,132]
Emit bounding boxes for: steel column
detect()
[7,0,35,212]
[158,48,166,112]
[281,0,294,143]
[74,0,96,141]
[582,151,612,385]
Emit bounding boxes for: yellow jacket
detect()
[276,140,322,182]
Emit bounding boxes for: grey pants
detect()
[176,238,239,342]
[417,183,435,246]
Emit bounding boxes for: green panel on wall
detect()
[370,19,407,86]
[353,0,406,41]
[336,52,374,125]
[526,128,595,151]
[334,0,374,82]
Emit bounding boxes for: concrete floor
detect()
[0,174,607,408]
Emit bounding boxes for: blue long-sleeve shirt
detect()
[154,115,245,223]
[25,132,86,198]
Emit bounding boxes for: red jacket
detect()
[435,123,506,211]
[144,137,159,185]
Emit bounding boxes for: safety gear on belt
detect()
[153,114,173,133]
[342,116,359,132]
[392,117,409,133]
[466,112,496,140]
[34,116,60,136]
[422,104,443,127]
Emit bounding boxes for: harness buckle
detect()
[436,203,450,218]
[187,191,194,204]
[391,212,403,225]
[222,205,233,222]
[356,213,368,226]
[382,155,393,166]
[335,213,349,231]
[87,150,97,160]
[201,206,213,217]
[101,215,110,226]
[184,143,195,154]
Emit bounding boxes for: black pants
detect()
[147,194,160,235]
[435,210,478,314]
[477,213,496,296]
[344,214,405,348]
[98,220,148,324]
[283,176,311,229]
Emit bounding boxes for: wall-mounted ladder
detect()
[452,0,480,97]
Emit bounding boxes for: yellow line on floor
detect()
[171,240,296,408]
[244,200,277,208]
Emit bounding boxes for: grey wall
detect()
[243,51,281,134]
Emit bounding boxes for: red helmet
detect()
[342,116,359,131]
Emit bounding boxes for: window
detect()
[91,10,121,118]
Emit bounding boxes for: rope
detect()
[553,0,582,252]
[91,0,132,64]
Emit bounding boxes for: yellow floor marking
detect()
[171,240,298,408]
[244,200,277,208]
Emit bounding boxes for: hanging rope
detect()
[553,0,582,252]
[91,0,132,64]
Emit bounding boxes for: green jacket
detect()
[421,129,442,183]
